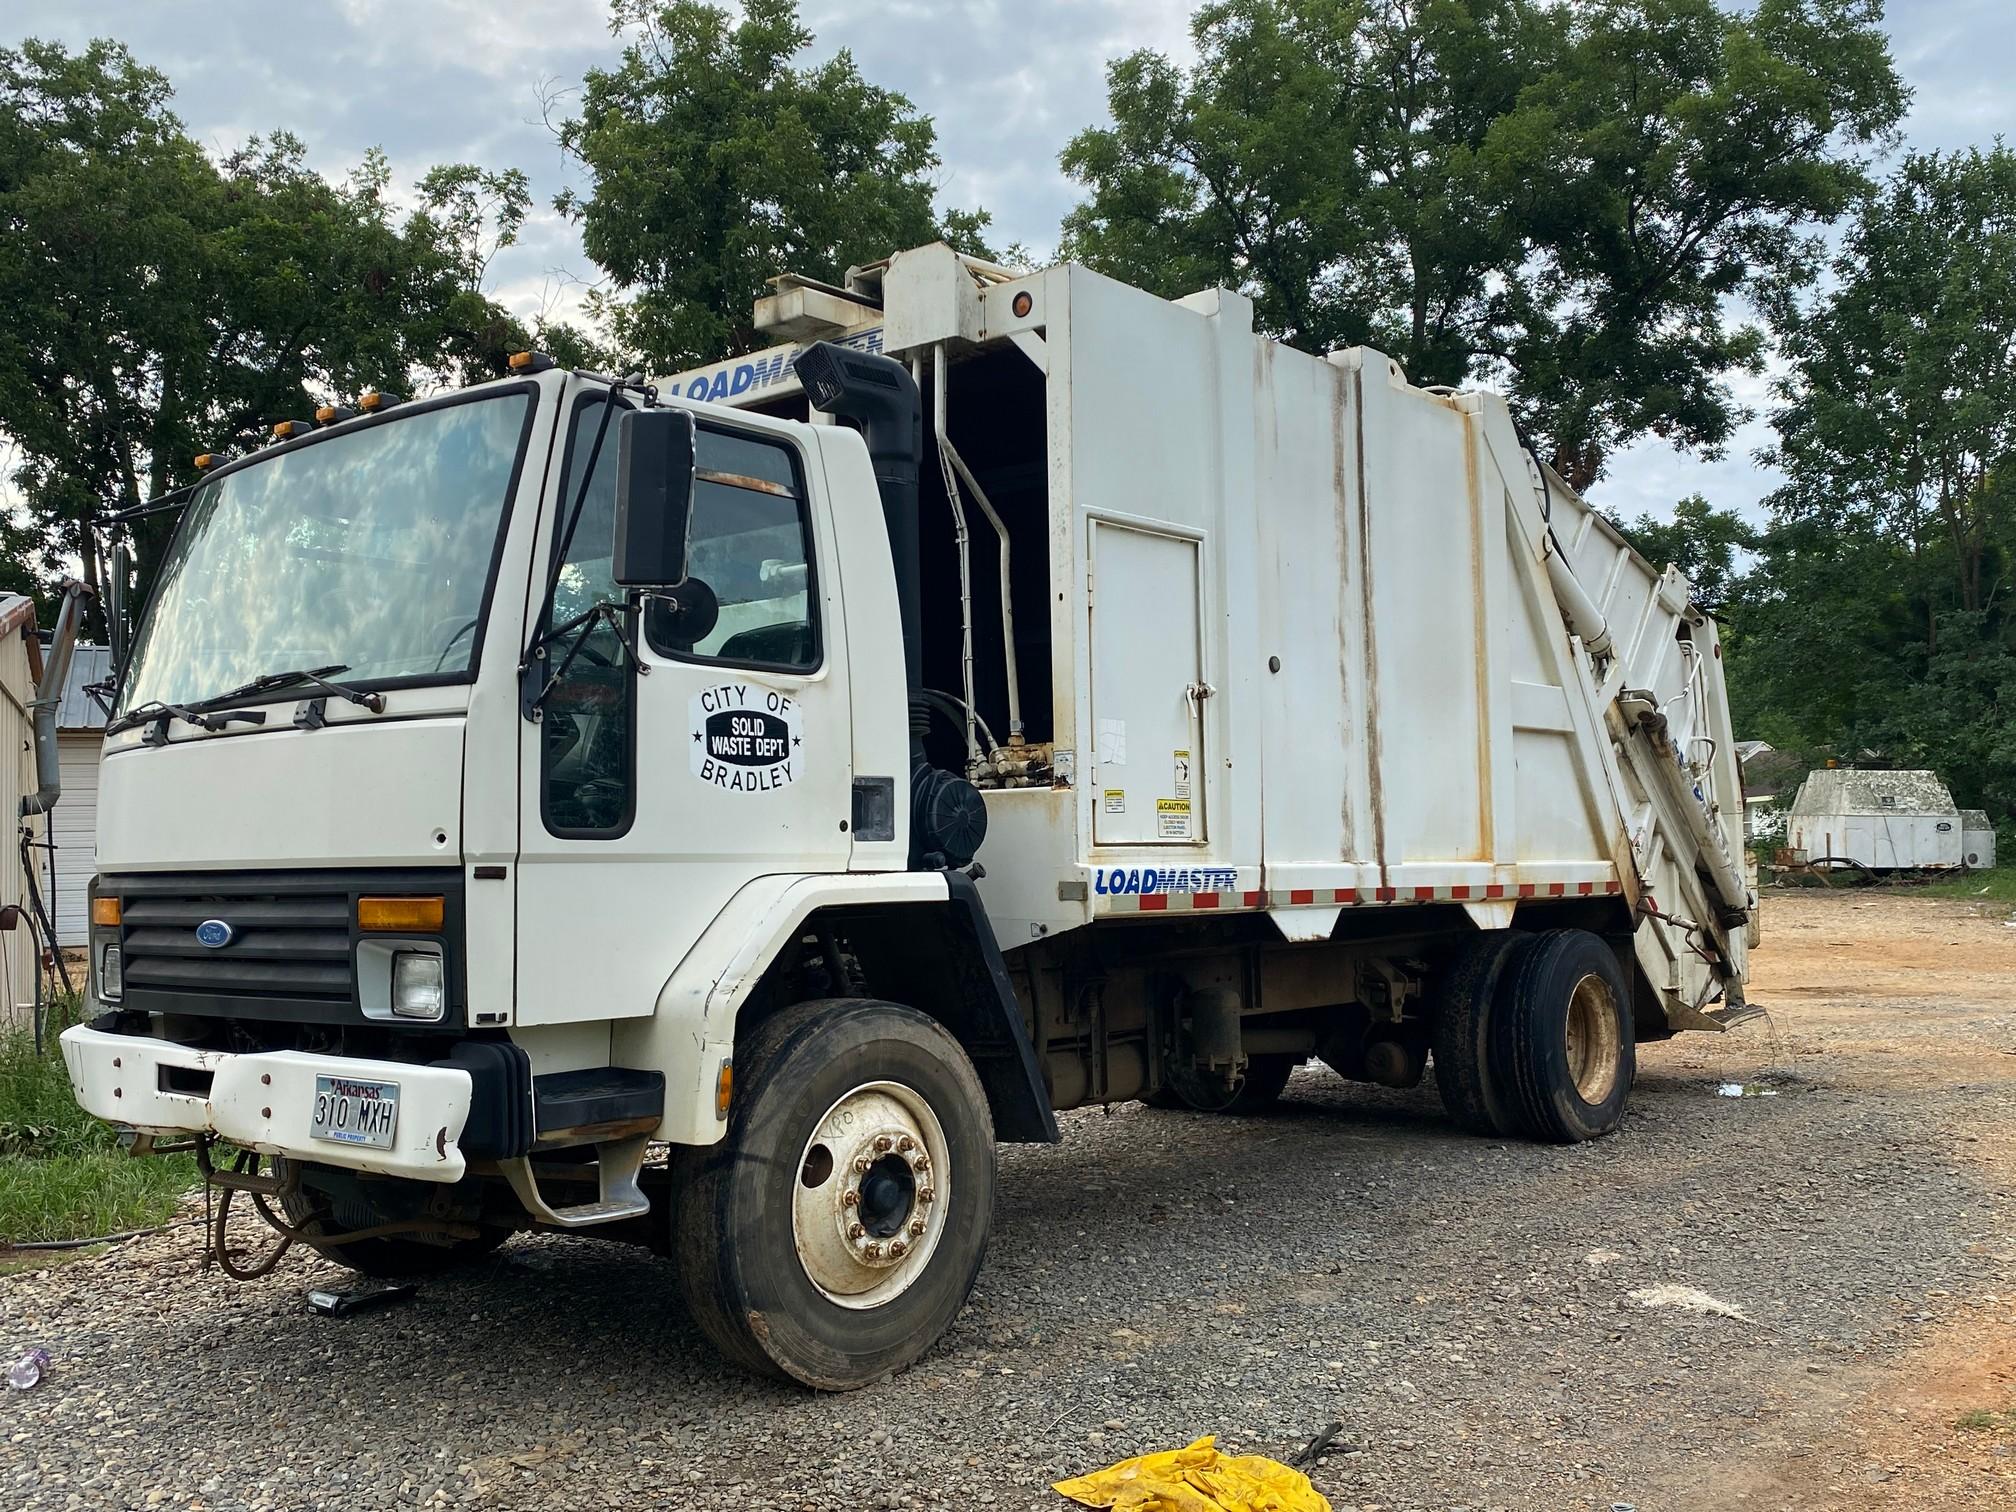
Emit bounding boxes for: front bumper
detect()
[60,1025,475,1183]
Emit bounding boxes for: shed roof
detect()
[1960,809,1992,830]
[56,645,112,732]
[1788,768,1958,818]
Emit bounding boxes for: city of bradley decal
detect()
[690,684,802,793]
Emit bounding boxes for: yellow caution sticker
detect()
[1156,797,1191,838]
[1103,789,1127,815]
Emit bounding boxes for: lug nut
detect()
[853,1156,871,1174]
[911,1155,930,1173]
[889,1239,908,1258]
[909,1218,926,1237]
[862,1242,881,1260]
[842,1189,859,1207]
[918,1187,936,1205]
[847,1222,865,1239]
[897,1134,914,1152]
[874,1135,893,1153]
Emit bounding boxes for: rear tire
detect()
[675,998,996,1389]
[1489,929,1635,1142]
[276,1164,510,1278]
[1431,930,1530,1136]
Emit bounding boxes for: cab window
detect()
[645,428,818,671]
[540,395,634,837]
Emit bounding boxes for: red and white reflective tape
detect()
[1094,877,1623,914]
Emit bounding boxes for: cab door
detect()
[514,387,853,1026]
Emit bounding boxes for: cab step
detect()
[500,1134,653,1229]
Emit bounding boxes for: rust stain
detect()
[1331,367,1355,859]
[1465,412,1493,863]
[1353,365,1388,888]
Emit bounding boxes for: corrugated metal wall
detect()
[0,618,47,1023]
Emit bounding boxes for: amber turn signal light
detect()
[92,896,122,927]
[357,895,444,932]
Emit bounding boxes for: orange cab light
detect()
[357,896,445,933]
[315,403,356,426]
[271,419,313,440]
[193,452,222,470]
[358,390,404,413]
[92,896,122,927]
[508,350,556,373]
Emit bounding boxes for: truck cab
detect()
[64,356,1051,1388]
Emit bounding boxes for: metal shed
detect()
[1786,769,1965,871]
[0,594,48,1019]
[48,645,109,945]
[1960,810,1997,871]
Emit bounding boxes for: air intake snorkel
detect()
[793,342,986,871]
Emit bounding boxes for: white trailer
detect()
[63,243,1751,1390]
[1785,767,1967,870]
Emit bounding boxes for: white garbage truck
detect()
[61,242,1753,1388]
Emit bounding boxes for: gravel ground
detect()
[4,891,2013,1512]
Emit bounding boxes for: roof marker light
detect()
[508,350,556,372]
[315,403,356,426]
[358,391,405,413]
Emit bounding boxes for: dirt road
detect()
[3,891,2012,1511]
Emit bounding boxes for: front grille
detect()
[97,869,465,1029]
[122,890,353,1001]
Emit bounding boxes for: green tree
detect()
[1613,493,1758,608]
[1746,146,2016,822]
[557,0,993,370]
[0,39,557,619]
[1060,0,1905,489]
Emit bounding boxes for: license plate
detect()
[310,1075,401,1150]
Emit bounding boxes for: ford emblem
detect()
[195,918,235,949]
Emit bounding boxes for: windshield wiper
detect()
[194,664,386,715]
[108,700,269,745]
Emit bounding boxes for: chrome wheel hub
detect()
[791,1081,948,1309]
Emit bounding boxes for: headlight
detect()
[390,951,445,1020]
[97,943,123,1002]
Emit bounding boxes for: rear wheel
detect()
[1430,930,1531,1136]
[1489,929,1635,1142]
[675,998,996,1389]
[276,1164,510,1278]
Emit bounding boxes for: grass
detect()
[0,994,199,1245]
[1900,866,2016,902]
[1953,1407,2016,1433]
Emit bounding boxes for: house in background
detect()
[47,645,110,946]
[1735,740,1795,843]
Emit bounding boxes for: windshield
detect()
[117,390,535,716]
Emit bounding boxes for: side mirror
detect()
[109,541,131,668]
[612,408,697,587]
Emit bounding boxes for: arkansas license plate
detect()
[310,1075,401,1149]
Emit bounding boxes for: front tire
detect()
[675,998,996,1389]
[1490,929,1635,1142]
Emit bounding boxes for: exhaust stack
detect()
[793,342,985,870]
[22,580,92,817]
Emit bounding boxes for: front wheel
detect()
[675,998,996,1389]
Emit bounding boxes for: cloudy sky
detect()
[10,0,2014,520]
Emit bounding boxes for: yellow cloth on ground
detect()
[1053,1435,1331,1512]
